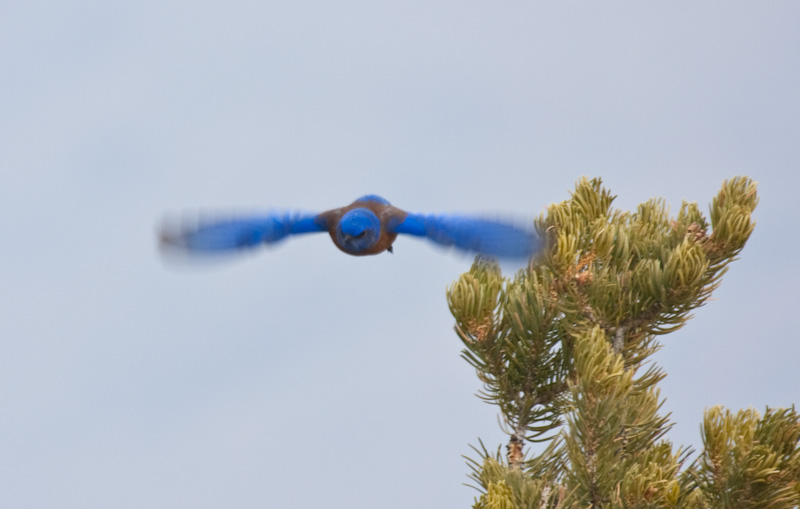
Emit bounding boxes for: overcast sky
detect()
[2,2,799,508]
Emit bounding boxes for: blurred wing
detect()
[159,212,325,254]
[390,213,541,259]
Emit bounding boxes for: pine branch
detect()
[449,177,775,509]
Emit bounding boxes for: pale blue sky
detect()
[2,2,799,507]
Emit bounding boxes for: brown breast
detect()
[319,199,408,256]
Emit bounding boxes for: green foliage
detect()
[448,261,569,450]
[689,406,800,508]
[467,443,566,508]
[562,327,686,507]
[448,178,799,508]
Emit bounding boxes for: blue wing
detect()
[389,214,541,259]
[159,212,325,253]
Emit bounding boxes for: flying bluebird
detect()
[159,195,541,259]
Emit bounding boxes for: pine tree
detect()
[448,177,800,508]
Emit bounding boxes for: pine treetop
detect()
[449,178,798,508]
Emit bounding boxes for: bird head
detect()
[336,208,381,254]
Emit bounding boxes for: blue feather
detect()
[160,212,324,253]
[354,194,390,205]
[159,198,542,260]
[390,214,540,259]
[335,208,381,253]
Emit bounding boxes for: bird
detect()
[159,195,541,259]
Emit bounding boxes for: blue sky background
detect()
[2,2,798,507]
